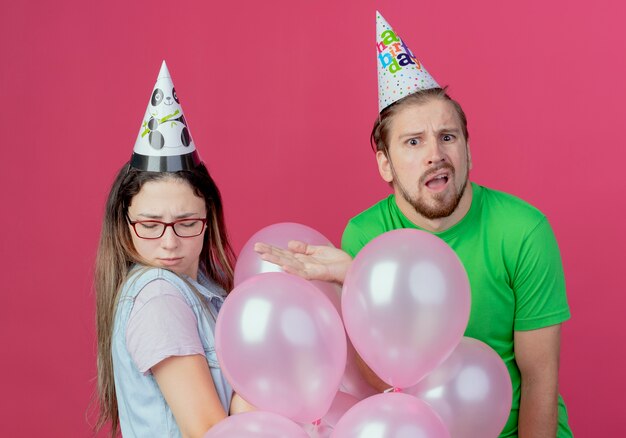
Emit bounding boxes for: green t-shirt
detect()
[342,183,572,437]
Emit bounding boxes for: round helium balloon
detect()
[299,390,360,435]
[215,272,347,423]
[331,392,450,438]
[342,229,471,389]
[339,340,378,400]
[235,222,342,313]
[406,337,513,437]
[322,391,360,427]
[203,411,308,438]
[301,422,333,438]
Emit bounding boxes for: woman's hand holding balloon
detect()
[254,240,352,284]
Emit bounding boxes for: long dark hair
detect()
[94,162,235,436]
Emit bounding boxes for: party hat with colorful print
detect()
[376,11,440,113]
[131,60,201,171]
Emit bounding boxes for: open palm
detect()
[254,240,352,284]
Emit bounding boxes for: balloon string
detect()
[384,386,402,393]
[312,419,321,426]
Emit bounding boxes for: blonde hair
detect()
[94,163,235,436]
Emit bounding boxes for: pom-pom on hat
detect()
[130,60,201,172]
[376,11,440,113]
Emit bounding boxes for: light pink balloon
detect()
[331,392,450,438]
[342,229,471,389]
[339,339,378,400]
[236,222,369,399]
[203,411,308,438]
[299,391,360,435]
[301,422,333,437]
[406,337,513,437]
[234,222,342,315]
[215,272,347,423]
[323,391,360,427]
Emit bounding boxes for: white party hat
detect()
[131,60,201,171]
[376,11,440,113]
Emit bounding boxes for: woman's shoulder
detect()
[122,266,189,299]
[134,277,187,306]
[197,267,228,297]
[126,265,192,284]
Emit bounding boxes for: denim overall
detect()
[112,266,233,437]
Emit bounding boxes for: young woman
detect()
[95,62,251,437]
[95,162,252,437]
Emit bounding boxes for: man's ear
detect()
[467,140,473,170]
[376,150,394,183]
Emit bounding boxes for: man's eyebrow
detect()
[397,127,462,140]
[438,127,462,135]
[398,131,425,140]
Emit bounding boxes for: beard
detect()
[395,163,469,220]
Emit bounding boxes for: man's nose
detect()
[425,139,446,165]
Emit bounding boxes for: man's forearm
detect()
[518,377,558,437]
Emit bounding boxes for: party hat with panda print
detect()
[131,60,201,171]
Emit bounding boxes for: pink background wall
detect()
[1,0,624,435]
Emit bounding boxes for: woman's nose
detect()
[160,225,179,249]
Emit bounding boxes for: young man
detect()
[256,12,572,437]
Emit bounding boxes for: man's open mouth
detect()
[425,172,450,189]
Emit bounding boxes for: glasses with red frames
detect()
[127,216,208,239]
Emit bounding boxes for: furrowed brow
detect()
[398,131,425,140]
[438,127,462,135]
[136,212,199,220]
[174,213,200,219]
[137,213,162,219]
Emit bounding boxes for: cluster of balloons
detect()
[207,223,512,437]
